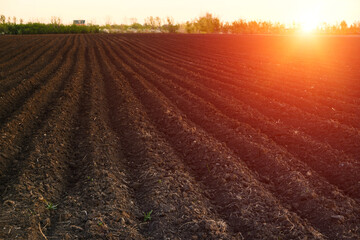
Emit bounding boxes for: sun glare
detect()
[298,2,323,34]
[300,11,320,33]
[301,20,317,33]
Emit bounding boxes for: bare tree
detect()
[51,16,57,25]
[0,15,5,24]
[166,16,174,25]
[129,18,137,25]
[155,17,161,28]
[89,18,97,25]
[144,16,156,29]
[163,17,179,33]
[51,16,62,25]
[105,16,112,26]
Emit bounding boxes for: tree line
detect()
[102,16,179,33]
[184,13,360,34]
[1,13,359,35]
[0,15,99,34]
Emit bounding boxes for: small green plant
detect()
[98,221,103,226]
[86,176,94,182]
[206,163,211,173]
[28,209,35,216]
[143,210,153,222]
[46,202,58,210]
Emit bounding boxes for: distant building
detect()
[73,20,85,25]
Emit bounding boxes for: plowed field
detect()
[1,34,360,240]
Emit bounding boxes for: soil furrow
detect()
[116,35,360,127]
[0,37,50,72]
[0,36,60,79]
[90,36,246,240]
[126,34,360,107]
[0,35,86,239]
[98,36,325,240]
[0,35,75,125]
[100,36,360,239]
[111,35,360,160]
[45,35,144,240]
[0,36,68,94]
[0,36,46,67]
[0,36,79,183]
[0,37,15,50]
[110,35,360,200]
[132,34,360,99]
[1,34,359,240]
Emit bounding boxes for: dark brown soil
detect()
[0,34,360,240]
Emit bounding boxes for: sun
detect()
[297,1,323,34]
[301,20,317,33]
[300,10,320,33]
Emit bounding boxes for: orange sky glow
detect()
[2,0,360,26]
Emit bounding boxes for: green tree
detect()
[349,21,360,34]
[185,21,196,33]
[231,19,247,33]
[248,21,259,33]
[130,22,143,30]
[197,13,220,33]
[340,20,348,33]
[221,22,231,33]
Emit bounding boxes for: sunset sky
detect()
[2,0,360,26]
